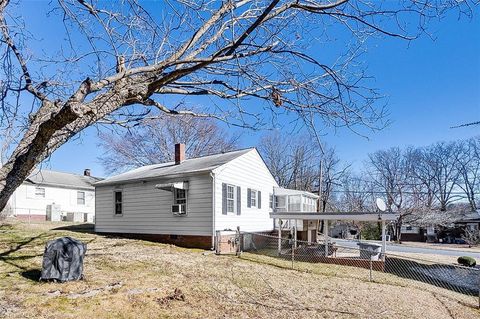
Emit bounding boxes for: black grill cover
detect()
[40,237,86,282]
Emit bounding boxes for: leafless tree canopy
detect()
[0,0,476,211]
[99,115,239,174]
[258,131,348,211]
[335,136,480,241]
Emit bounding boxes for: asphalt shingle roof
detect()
[96,148,254,186]
[26,169,102,190]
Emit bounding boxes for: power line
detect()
[326,189,472,196]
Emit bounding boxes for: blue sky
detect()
[35,4,480,177]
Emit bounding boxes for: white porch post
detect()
[381,220,386,261]
[278,218,282,256]
[324,219,329,257]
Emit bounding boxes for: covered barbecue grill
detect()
[40,237,87,282]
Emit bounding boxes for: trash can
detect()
[357,242,382,261]
[40,237,87,282]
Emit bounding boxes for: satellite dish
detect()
[376,198,387,212]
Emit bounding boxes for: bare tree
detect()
[0,0,475,211]
[462,227,480,247]
[407,146,438,212]
[99,115,239,174]
[455,137,480,211]
[423,141,462,212]
[258,131,319,191]
[318,147,349,212]
[367,147,413,240]
[336,172,376,212]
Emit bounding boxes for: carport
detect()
[270,211,399,260]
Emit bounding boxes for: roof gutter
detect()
[94,170,212,187]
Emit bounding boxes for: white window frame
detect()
[77,191,86,205]
[275,195,286,210]
[114,190,123,216]
[250,189,257,208]
[35,187,45,198]
[226,184,236,213]
[174,188,187,205]
[172,187,188,215]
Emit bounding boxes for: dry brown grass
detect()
[0,220,479,319]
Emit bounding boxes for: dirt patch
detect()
[157,288,186,305]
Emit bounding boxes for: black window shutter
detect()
[236,186,241,215]
[247,188,251,208]
[258,191,262,209]
[222,183,227,215]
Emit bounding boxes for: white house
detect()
[95,144,283,249]
[6,169,100,222]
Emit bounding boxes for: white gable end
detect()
[213,149,278,232]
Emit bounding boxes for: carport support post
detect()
[324,220,329,257]
[381,220,386,261]
[294,223,298,249]
[278,219,282,256]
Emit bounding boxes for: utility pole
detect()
[318,159,323,212]
[317,158,324,237]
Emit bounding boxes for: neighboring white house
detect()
[6,169,100,222]
[95,145,281,249]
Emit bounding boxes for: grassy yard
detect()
[0,220,479,319]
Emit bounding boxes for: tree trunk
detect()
[0,79,145,212]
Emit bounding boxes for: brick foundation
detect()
[96,232,213,250]
[14,214,46,222]
[279,254,385,271]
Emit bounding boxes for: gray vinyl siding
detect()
[214,149,278,232]
[95,173,213,236]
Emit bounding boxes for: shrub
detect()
[360,222,381,240]
[457,256,476,267]
[462,228,480,247]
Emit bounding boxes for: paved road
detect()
[334,239,480,259]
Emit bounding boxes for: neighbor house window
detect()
[35,187,45,198]
[114,191,123,215]
[269,194,273,209]
[77,191,85,205]
[226,184,235,213]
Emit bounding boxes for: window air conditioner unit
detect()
[172,204,187,216]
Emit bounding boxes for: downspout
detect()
[210,172,216,250]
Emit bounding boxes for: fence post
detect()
[291,225,296,269]
[236,226,241,257]
[369,255,373,282]
[215,230,221,255]
[278,218,282,256]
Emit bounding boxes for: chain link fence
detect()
[236,231,480,308]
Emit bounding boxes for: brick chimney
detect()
[84,169,91,176]
[175,143,185,165]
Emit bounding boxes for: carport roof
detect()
[270,212,399,221]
